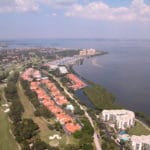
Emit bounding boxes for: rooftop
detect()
[102,109,135,119]
[131,135,150,144]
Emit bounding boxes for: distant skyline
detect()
[0,0,150,39]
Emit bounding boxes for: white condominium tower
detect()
[131,135,150,150]
[102,109,135,130]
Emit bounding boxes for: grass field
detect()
[60,134,79,146]
[0,85,19,150]
[17,82,35,118]
[128,121,150,136]
[0,110,19,150]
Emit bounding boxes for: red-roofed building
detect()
[48,105,63,114]
[30,82,40,90]
[56,113,73,124]
[66,73,87,91]
[65,123,81,133]
[42,100,54,107]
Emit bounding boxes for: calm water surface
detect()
[73,40,150,116]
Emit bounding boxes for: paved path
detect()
[50,74,102,150]
[135,118,150,131]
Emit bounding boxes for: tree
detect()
[73,118,94,149]
[65,144,79,150]
[13,119,39,142]
[0,71,9,81]
[5,75,24,122]
[80,143,93,150]
[9,101,23,122]
[34,106,53,118]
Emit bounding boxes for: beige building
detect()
[87,48,96,55]
[79,49,87,56]
[131,135,150,150]
[79,48,96,56]
[102,109,135,130]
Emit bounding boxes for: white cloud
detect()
[42,0,76,7]
[0,0,76,13]
[15,0,39,12]
[0,0,39,13]
[65,0,150,22]
[0,0,150,22]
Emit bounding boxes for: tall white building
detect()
[87,48,96,55]
[131,135,150,150]
[102,109,135,130]
[79,48,96,56]
[79,49,87,56]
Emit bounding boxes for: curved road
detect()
[135,119,150,131]
[50,74,102,150]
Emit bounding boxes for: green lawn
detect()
[0,110,19,150]
[17,82,35,118]
[0,85,18,150]
[128,122,150,136]
[60,134,79,147]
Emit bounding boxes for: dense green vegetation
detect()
[12,119,39,143]
[101,136,120,150]
[98,122,121,150]
[68,98,84,115]
[0,70,9,81]
[83,84,121,110]
[73,118,94,150]
[55,49,79,57]
[47,122,64,134]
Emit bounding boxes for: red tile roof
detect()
[66,73,86,90]
[65,123,81,133]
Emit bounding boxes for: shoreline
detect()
[70,55,150,127]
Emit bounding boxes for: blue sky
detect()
[0,0,150,39]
